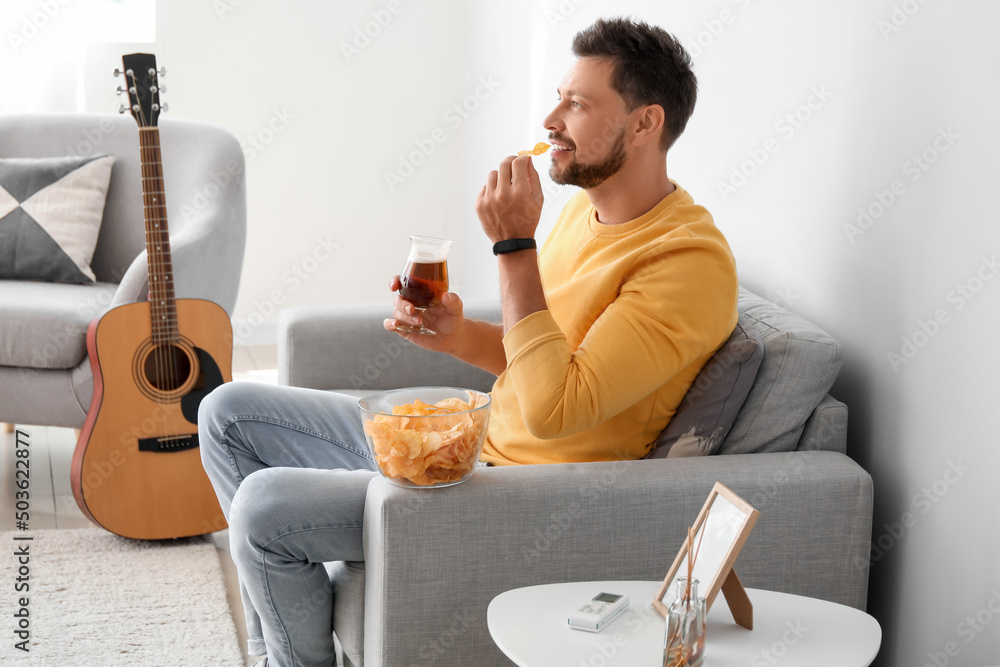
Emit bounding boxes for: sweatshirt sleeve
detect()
[500,237,737,440]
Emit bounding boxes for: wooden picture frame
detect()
[653,482,760,629]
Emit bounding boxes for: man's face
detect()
[544,57,631,189]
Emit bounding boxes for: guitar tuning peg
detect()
[161,102,169,113]
[158,66,167,77]
[157,84,166,94]
[113,67,124,77]
[115,85,125,95]
[118,104,127,114]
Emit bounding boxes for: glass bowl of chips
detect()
[358,387,491,488]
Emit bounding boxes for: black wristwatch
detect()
[492,238,537,255]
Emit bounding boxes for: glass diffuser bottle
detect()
[663,577,706,667]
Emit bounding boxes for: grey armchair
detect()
[0,113,245,428]
[277,288,874,667]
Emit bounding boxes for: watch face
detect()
[594,593,622,604]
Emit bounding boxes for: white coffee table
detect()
[488,581,880,666]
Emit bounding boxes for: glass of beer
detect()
[396,235,451,335]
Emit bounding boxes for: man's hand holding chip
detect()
[476,154,544,243]
[477,154,548,334]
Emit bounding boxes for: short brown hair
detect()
[572,17,697,151]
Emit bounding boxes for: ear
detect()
[631,104,667,149]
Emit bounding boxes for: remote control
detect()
[567,592,629,632]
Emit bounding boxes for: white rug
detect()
[0,528,243,666]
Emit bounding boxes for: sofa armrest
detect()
[278,300,501,392]
[798,394,848,453]
[362,451,873,667]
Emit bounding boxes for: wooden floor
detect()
[0,344,279,667]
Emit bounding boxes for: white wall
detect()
[4,1,999,664]
[149,0,473,343]
[586,2,997,666]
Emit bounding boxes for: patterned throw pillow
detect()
[648,314,764,458]
[0,154,115,283]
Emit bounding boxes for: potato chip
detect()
[432,397,469,413]
[518,142,550,156]
[362,396,488,486]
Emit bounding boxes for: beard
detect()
[549,127,627,189]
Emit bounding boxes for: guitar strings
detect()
[131,70,162,396]
[133,70,167,398]
[138,112,178,399]
[139,125,163,397]
[150,133,169,393]
[154,136,181,394]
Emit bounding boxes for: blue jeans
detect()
[199,382,379,667]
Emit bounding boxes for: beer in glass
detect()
[397,235,451,335]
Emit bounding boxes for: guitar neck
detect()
[137,127,178,344]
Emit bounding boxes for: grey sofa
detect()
[0,113,245,428]
[277,288,873,667]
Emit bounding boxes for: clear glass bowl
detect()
[357,387,491,488]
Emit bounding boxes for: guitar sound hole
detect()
[143,344,192,392]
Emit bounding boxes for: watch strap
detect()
[492,238,537,255]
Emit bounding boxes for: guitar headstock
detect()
[116,53,166,127]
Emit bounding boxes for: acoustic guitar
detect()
[71,53,231,540]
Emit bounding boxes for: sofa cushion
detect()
[717,288,842,454]
[0,154,114,283]
[648,313,763,458]
[0,280,118,369]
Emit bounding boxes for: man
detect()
[200,17,737,667]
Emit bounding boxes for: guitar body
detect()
[71,298,232,539]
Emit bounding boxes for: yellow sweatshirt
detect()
[479,183,738,466]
